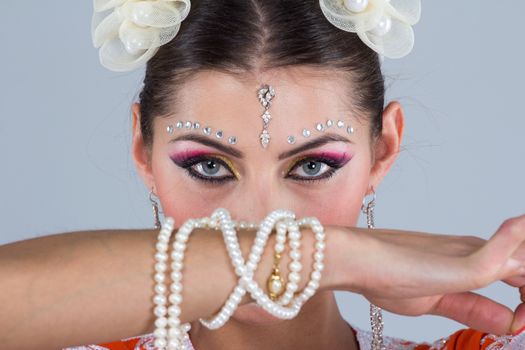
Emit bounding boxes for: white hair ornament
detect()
[91,0,191,72]
[319,0,421,58]
[91,0,419,72]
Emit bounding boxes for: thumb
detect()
[511,302,525,335]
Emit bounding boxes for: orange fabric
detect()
[98,337,142,349]
[95,327,517,349]
[441,328,507,350]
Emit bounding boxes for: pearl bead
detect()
[154,337,167,348]
[304,286,315,297]
[168,317,180,327]
[308,280,320,290]
[286,282,298,291]
[235,266,245,276]
[311,271,322,282]
[155,252,168,262]
[167,340,179,350]
[171,261,183,270]
[158,235,169,244]
[154,262,167,273]
[168,305,181,316]
[314,251,324,261]
[154,272,165,283]
[289,261,302,272]
[155,317,168,328]
[170,283,182,293]
[275,242,285,253]
[153,294,167,305]
[370,15,392,36]
[154,305,167,317]
[168,327,181,337]
[174,241,186,252]
[171,251,183,261]
[156,241,168,252]
[169,293,182,304]
[289,272,300,284]
[154,327,167,338]
[289,231,301,240]
[155,283,167,294]
[315,241,326,251]
[290,250,301,260]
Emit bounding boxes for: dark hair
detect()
[138,0,384,148]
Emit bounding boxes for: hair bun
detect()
[91,0,191,72]
[319,0,421,58]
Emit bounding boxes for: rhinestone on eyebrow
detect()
[286,118,357,145]
[166,121,238,145]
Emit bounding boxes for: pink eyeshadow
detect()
[169,149,213,163]
[309,151,353,163]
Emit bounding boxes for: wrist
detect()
[321,225,369,294]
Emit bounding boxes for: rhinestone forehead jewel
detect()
[258,84,276,149]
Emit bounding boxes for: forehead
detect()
[161,67,365,152]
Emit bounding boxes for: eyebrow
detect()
[169,133,353,160]
[277,134,353,160]
[169,134,244,158]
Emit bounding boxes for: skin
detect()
[0,63,524,349]
[131,66,404,349]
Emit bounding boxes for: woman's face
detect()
[132,66,403,322]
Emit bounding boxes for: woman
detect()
[1,0,524,349]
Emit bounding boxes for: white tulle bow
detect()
[91,0,191,72]
[319,0,421,58]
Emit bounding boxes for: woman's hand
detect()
[332,214,525,336]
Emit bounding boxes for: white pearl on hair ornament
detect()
[319,0,421,58]
[344,0,368,13]
[370,15,392,36]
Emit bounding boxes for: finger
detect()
[473,215,525,283]
[511,303,525,334]
[502,275,525,287]
[429,291,513,335]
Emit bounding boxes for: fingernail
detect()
[512,325,525,336]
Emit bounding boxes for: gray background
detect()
[1,0,524,344]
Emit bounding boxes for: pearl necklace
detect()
[153,208,326,349]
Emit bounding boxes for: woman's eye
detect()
[285,156,345,183]
[192,159,232,178]
[289,160,329,178]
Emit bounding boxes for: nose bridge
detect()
[235,174,288,222]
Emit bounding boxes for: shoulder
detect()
[351,325,525,350]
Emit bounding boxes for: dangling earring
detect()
[361,186,385,350]
[149,188,162,229]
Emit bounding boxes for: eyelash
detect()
[176,155,346,185]
[178,155,236,184]
[285,156,343,183]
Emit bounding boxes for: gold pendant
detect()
[266,252,285,301]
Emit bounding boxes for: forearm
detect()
[0,225,343,349]
[328,225,489,297]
